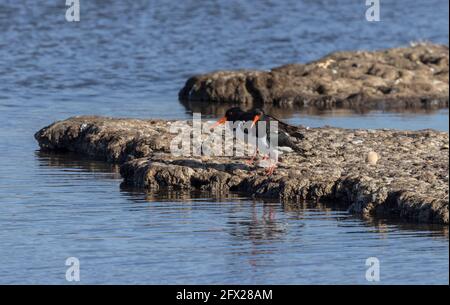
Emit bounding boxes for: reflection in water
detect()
[228,202,283,242]
[361,216,449,240]
[181,99,448,119]
[38,151,449,241]
[36,151,121,175]
[0,151,447,284]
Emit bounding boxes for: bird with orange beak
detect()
[210,107,255,129]
[211,107,303,174]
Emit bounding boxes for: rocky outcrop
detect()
[179,43,449,110]
[35,116,449,224]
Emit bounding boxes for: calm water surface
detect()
[0,0,448,284]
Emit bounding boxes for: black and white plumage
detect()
[245,108,304,153]
[211,107,304,173]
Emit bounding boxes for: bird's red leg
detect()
[265,160,278,175]
[246,148,259,165]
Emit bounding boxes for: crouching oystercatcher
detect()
[211,107,304,174]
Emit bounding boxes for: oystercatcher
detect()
[211,107,304,174]
[210,107,262,162]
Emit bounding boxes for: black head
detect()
[250,108,264,117]
[224,107,245,121]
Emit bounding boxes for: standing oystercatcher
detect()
[211,107,304,174]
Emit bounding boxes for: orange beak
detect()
[210,116,227,129]
[250,115,261,128]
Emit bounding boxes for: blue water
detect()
[0,0,448,284]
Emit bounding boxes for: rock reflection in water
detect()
[181,99,447,119]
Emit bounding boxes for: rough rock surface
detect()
[35,116,449,224]
[179,44,449,110]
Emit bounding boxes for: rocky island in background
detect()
[179,43,448,112]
